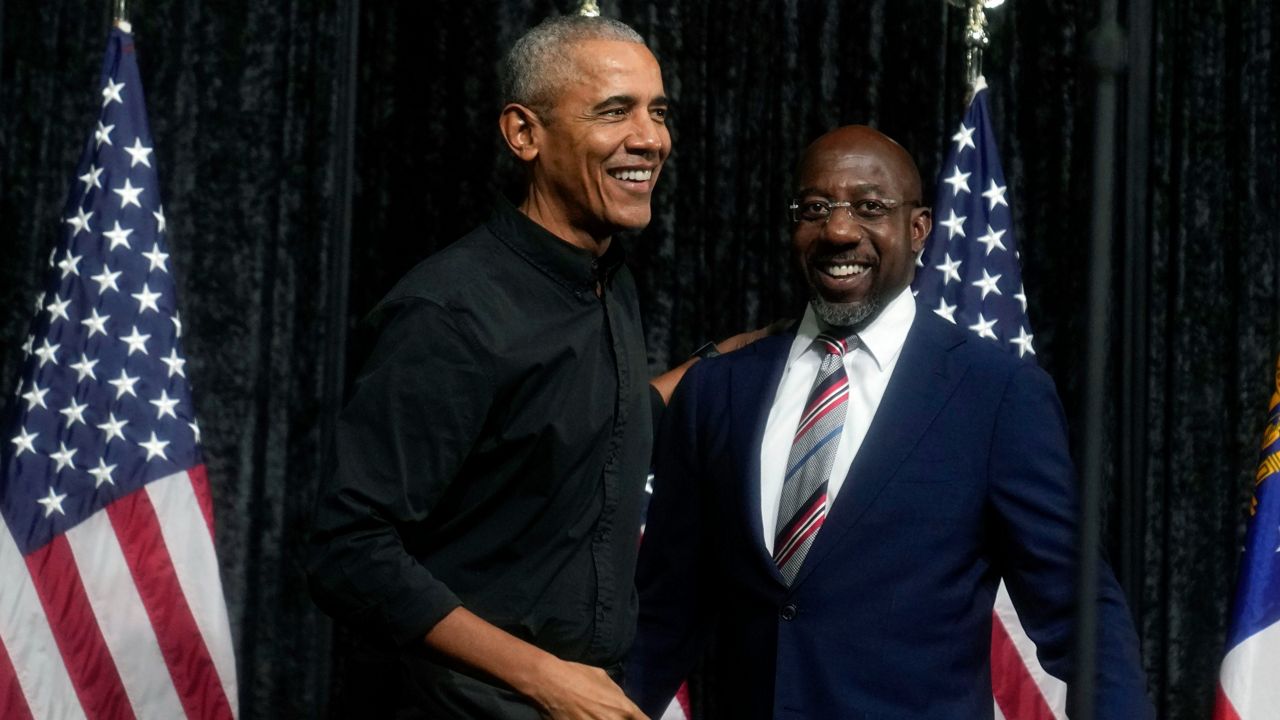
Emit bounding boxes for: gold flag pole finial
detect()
[947,0,1006,89]
[576,0,602,17]
[114,0,132,32]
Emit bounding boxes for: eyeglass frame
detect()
[787,196,925,225]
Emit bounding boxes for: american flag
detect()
[0,24,238,719]
[1213,355,1280,720]
[911,77,1068,720]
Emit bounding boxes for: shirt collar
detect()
[789,286,917,370]
[486,194,626,294]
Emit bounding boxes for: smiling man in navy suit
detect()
[626,125,1153,719]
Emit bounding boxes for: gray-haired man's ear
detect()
[498,104,541,163]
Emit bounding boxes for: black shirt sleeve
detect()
[307,298,491,646]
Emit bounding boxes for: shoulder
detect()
[906,310,1065,419]
[678,332,793,397]
[912,310,1031,377]
[380,225,507,308]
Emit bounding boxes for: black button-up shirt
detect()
[307,198,653,713]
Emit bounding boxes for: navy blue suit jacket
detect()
[627,309,1152,719]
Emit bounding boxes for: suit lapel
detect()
[728,334,792,585]
[790,313,971,589]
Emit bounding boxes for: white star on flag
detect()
[37,488,68,518]
[120,326,151,356]
[124,137,153,167]
[89,459,118,488]
[139,432,170,461]
[70,354,99,382]
[977,225,1008,256]
[982,179,1009,209]
[101,78,125,106]
[59,400,89,428]
[57,252,83,279]
[150,390,180,420]
[143,243,170,273]
[1010,327,1036,358]
[933,298,957,324]
[939,209,967,239]
[91,265,123,294]
[79,164,104,192]
[112,178,144,208]
[22,383,49,411]
[10,428,38,457]
[81,308,111,337]
[968,314,999,341]
[33,340,59,368]
[45,294,72,323]
[935,253,963,285]
[97,413,129,443]
[104,221,134,250]
[66,206,93,236]
[132,284,162,314]
[49,443,78,473]
[162,349,187,378]
[108,369,140,399]
[943,167,972,196]
[972,269,1003,300]
[94,121,115,148]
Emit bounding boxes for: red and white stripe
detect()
[991,581,1067,720]
[659,683,692,720]
[1214,619,1280,720]
[792,384,849,443]
[0,468,238,719]
[772,495,827,568]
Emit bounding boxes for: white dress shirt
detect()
[759,287,917,553]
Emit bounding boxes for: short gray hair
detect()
[503,15,646,118]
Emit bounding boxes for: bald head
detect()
[796,125,923,204]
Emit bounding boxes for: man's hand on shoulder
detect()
[715,318,792,354]
[424,607,647,720]
[650,319,793,404]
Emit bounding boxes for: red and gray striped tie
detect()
[773,333,851,585]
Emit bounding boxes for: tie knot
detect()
[815,333,850,358]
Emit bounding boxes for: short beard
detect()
[808,287,879,330]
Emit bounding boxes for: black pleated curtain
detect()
[1,1,1277,718]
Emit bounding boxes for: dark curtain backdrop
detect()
[1,1,1277,718]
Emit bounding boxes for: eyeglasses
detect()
[788,197,921,225]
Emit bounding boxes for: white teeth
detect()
[610,169,652,182]
[826,264,868,278]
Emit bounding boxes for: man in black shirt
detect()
[308,16,671,719]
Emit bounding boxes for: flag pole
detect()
[1074,1,1126,718]
[113,0,130,31]
[947,0,1006,94]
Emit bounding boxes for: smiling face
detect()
[791,126,932,329]
[514,40,670,251]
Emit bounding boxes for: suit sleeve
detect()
[626,361,712,716]
[306,298,491,647]
[987,362,1154,720]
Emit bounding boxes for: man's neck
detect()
[519,192,612,257]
